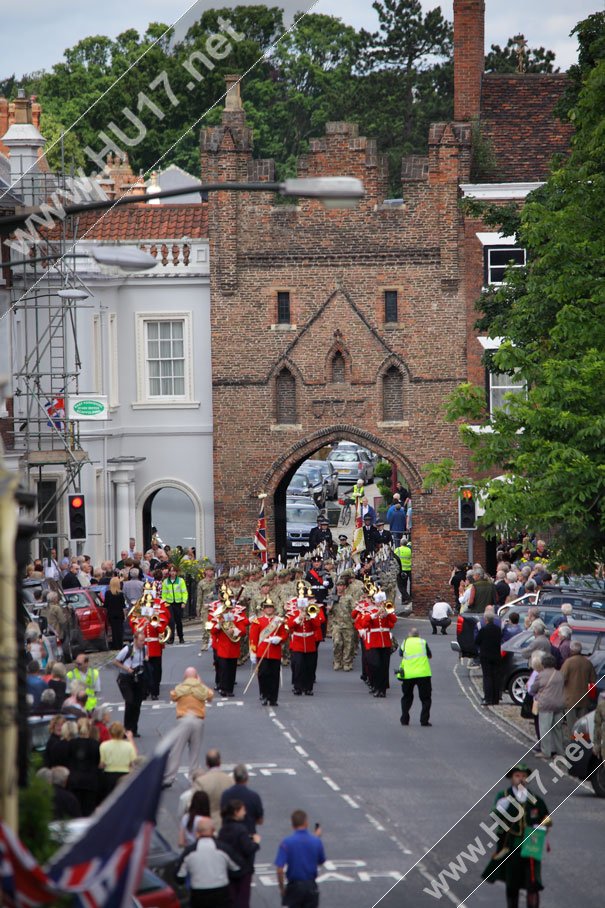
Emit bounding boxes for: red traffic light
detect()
[461,488,474,500]
[71,496,84,509]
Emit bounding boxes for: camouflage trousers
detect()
[332,626,356,671]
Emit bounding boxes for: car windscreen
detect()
[287,508,316,525]
[64,592,91,608]
[329,452,358,462]
[290,473,310,488]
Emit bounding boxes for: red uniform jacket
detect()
[211,612,249,659]
[352,600,374,634]
[360,611,397,649]
[287,612,322,653]
[313,606,326,643]
[249,615,289,661]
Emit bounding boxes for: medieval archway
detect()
[259,424,423,562]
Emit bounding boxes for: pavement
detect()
[88,615,602,908]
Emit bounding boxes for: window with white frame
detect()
[135,313,194,406]
[488,370,525,415]
[484,246,526,285]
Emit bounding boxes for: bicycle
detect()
[339,497,353,526]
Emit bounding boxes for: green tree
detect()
[424,51,605,572]
[39,112,85,172]
[484,35,558,73]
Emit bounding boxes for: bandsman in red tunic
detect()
[286,596,322,696]
[359,591,397,698]
[208,596,249,697]
[352,596,375,687]
[144,598,171,700]
[249,597,289,706]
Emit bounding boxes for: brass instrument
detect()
[149,613,172,644]
[306,603,319,618]
[384,601,395,614]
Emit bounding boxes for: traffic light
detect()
[68,494,87,540]
[458,486,477,530]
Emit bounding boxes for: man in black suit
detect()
[362,514,381,556]
[474,609,503,705]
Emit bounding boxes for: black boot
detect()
[506,891,519,908]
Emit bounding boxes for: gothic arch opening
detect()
[331,351,346,383]
[267,426,421,561]
[275,367,297,424]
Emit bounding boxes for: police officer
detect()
[162,565,189,644]
[397,627,432,726]
[67,656,101,712]
[394,538,412,601]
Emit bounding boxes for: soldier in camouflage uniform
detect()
[376,550,399,604]
[196,565,217,652]
[330,576,357,671]
[343,570,366,656]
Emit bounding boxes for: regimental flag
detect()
[254,495,268,565]
[352,511,365,556]
[44,395,65,430]
[1,725,174,908]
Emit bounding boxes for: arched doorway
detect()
[263,425,422,560]
[140,483,199,553]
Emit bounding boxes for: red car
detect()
[62,588,109,652]
[136,868,180,908]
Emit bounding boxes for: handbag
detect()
[520,692,534,719]
[520,826,546,861]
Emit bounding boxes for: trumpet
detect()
[306,603,319,618]
[384,601,395,614]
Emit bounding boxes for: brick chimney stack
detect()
[453,0,485,121]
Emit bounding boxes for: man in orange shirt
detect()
[163,667,214,788]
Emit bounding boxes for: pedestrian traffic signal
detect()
[458,487,476,530]
[68,494,87,540]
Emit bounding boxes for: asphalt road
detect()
[98,618,603,908]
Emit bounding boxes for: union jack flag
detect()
[1,733,171,908]
[254,496,268,565]
[44,395,65,430]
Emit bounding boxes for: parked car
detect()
[454,586,605,659]
[569,710,605,797]
[286,499,321,555]
[25,596,83,663]
[62,588,110,651]
[333,441,378,465]
[136,867,180,908]
[327,449,374,484]
[500,618,605,706]
[288,467,326,507]
[303,458,340,500]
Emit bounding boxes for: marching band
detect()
[124,539,405,704]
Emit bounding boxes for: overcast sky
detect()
[2,0,603,79]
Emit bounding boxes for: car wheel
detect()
[591,762,605,798]
[508,670,530,706]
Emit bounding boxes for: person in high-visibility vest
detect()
[394,539,412,601]
[67,655,101,712]
[162,566,189,644]
[396,628,432,726]
[351,479,364,515]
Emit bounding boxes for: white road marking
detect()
[365,813,384,831]
[341,794,360,809]
[295,745,309,757]
[272,719,286,729]
[389,834,413,856]
[283,731,297,744]
[417,861,467,907]
[323,776,340,791]
[307,760,322,774]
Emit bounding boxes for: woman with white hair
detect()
[556,624,573,663]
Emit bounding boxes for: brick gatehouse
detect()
[201,0,571,611]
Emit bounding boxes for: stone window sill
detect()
[270,324,298,331]
[377,420,409,428]
[270,423,303,431]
